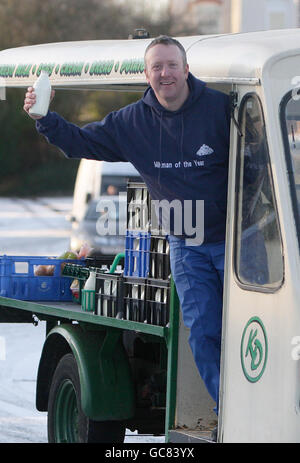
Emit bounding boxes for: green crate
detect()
[61,262,89,279]
[62,263,90,304]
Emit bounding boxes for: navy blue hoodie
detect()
[36,73,230,243]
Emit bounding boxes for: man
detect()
[24,36,230,436]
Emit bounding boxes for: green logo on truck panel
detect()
[119,58,144,74]
[241,316,268,383]
[36,63,55,77]
[89,60,114,76]
[14,63,32,77]
[60,62,84,76]
[0,65,16,78]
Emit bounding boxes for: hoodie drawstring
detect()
[181,114,185,181]
[158,112,163,187]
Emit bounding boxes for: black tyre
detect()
[47,353,126,443]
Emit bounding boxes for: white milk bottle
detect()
[102,280,111,317]
[29,70,51,117]
[84,270,96,290]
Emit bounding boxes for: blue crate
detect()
[0,255,84,301]
[124,231,151,277]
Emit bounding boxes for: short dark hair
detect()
[144,35,187,68]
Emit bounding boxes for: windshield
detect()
[100,175,141,195]
[85,198,127,221]
[281,92,300,239]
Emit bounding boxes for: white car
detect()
[70,195,127,258]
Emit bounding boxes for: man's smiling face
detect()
[144,43,189,111]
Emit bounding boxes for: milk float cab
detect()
[0,28,300,443]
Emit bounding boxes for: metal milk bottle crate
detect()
[149,236,171,280]
[124,232,171,280]
[127,182,151,232]
[80,267,112,312]
[95,272,124,318]
[145,278,170,327]
[123,276,147,323]
[125,182,170,280]
[124,230,151,278]
[80,253,125,312]
[127,181,164,236]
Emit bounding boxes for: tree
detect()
[0,0,174,195]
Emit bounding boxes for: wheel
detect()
[47,353,126,443]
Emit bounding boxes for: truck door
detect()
[219,91,285,442]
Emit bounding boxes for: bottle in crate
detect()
[98,280,111,316]
[127,182,150,232]
[96,272,124,319]
[81,270,96,312]
[124,277,146,322]
[127,181,170,236]
[146,278,170,326]
[149,236,170,280]
[97,279,117,317]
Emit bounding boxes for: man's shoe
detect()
[211,425,218,442]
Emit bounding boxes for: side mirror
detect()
[66,214,76,223]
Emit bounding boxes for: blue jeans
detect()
[168,235,225,414]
